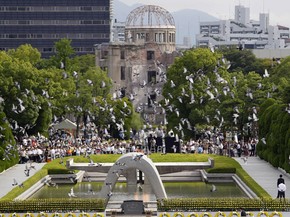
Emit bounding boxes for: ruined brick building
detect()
[95,5,178,124]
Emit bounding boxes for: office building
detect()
[235,5,250,26]
[196,4,290,50]
[0,0,112,58]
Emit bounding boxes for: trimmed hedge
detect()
[47,169,74,175]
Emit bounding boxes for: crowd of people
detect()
[17,126,258,164]
[179,137,257,158]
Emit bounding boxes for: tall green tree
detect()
[162,48,271,140]
[252,56,290,172]
[0,51,41,138]
[71,54,96,74]
[220,48,272,75]
[66,67,112,137]
[0,111,18,172]
[51,38,75,70]
[162,48,221,138]
[8,44,41,66]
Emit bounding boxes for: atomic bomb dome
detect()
[125,5,175,27]
[96,5,178,124]
[124,5,176,52]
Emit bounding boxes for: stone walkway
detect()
[234,156,290,198]
[0,162,46,198]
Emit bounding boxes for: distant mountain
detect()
[113,0,219,46]
[172,9,218,45]
[113,1,141,23]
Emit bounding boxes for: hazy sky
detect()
[119,0,290,27]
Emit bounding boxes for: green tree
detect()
[257,58,290,171]
[220,48,272,75]
[66,67,112,137]
[269,56,290,102]
[162,48,221,138]
[162,48,271,140]
[0,51,41,138]
[0,111,18,172]
[256,56,290,165]
[8,44,41,65]
[51,38,75,70]
[71,54,96,74]
[130,111,144,131]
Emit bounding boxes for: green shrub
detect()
[207,167,236,173]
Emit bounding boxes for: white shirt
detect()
[278,183,286,192]
[190,145,196,151]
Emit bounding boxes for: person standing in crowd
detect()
[277,182,286,202]
[277,174,285,199]
[277,174,285,185]
[250,140,256,156]
[236,142,242,157]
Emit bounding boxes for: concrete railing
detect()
[15,175,51,200]
[232,174,258,199]
[66,158,215,175]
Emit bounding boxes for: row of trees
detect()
[0,39,142,171]
[162,47,290,171]
[0,40,289,172]
[257,57,290,171]
[163,48,273,139]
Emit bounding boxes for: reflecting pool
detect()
[30,182,247,201]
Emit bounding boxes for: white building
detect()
[111,19,126,42]
[196,5,290,50]
[235,5,250,26]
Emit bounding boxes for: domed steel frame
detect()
[125,5,175,27]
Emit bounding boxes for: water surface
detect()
[30,182,247,201]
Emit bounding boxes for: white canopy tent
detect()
[54,119,77,130]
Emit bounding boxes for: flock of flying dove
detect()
[1,48,290,195]
[115,47,290,146]
[1,50,287,152]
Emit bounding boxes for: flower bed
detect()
[0,199,105,213]
[157,198,289,212]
